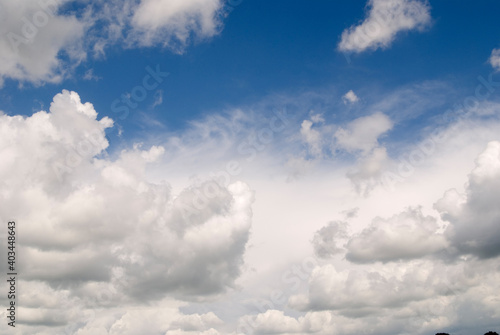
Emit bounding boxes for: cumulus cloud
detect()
[342,90,359,104]
[289,260,471,315]
[285,137,500,335]
[0,89,113,195]
[338,0,431,53]
[170,312,224,332]
[490,48,500,71]
[166,329,222,335]
[0,0,86,85]
[0,90,254,333]
[238,310,332,335]
[0,0,227,85]
[345,207,447,263]
[59,300,220,335]
[252,310,301,334]
[85,0,226,54]
[436,141,500,259]
[129,0,224,48]
[284,255,500,335]
[3,86,500,335]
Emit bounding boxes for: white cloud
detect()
[152,89,164,108]
[0,0,86,85]
[345,207,447,263]
[130,0,224,48]
[286,113,328,179]
[333,112,393,194]
[83,69,101,81]
[346,146,390,196]
[436,141,500,259]
[166,329,222,335]
[342,90,359,104]
[300,118,323,157]
[0,90,254,312]
[239,310,332,335]
[490,48,500,71]
[3,87,500,335]
[170,312,224,332]
[338,0,431,53]
[289,259,474,314]
[284,256,500,335]
[0,0,228,85]
[0,89,113,193]
[71,301,194,335]
[334,112,393,154]
[88,0,226,53]
[273,105,500,334]
[252,310,301,334]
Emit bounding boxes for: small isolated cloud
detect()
[342,90,359,104]
[83,69,101,81]
[152,89,164,108]
[338,0,431,53]
[345,207,447,263]
[490,48,500,71]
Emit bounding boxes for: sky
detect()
[1,0,500,334]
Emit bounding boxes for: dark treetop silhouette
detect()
[435,332,498,335]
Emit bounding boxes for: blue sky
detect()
[1,1,500,334]
[2,0,499,132]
